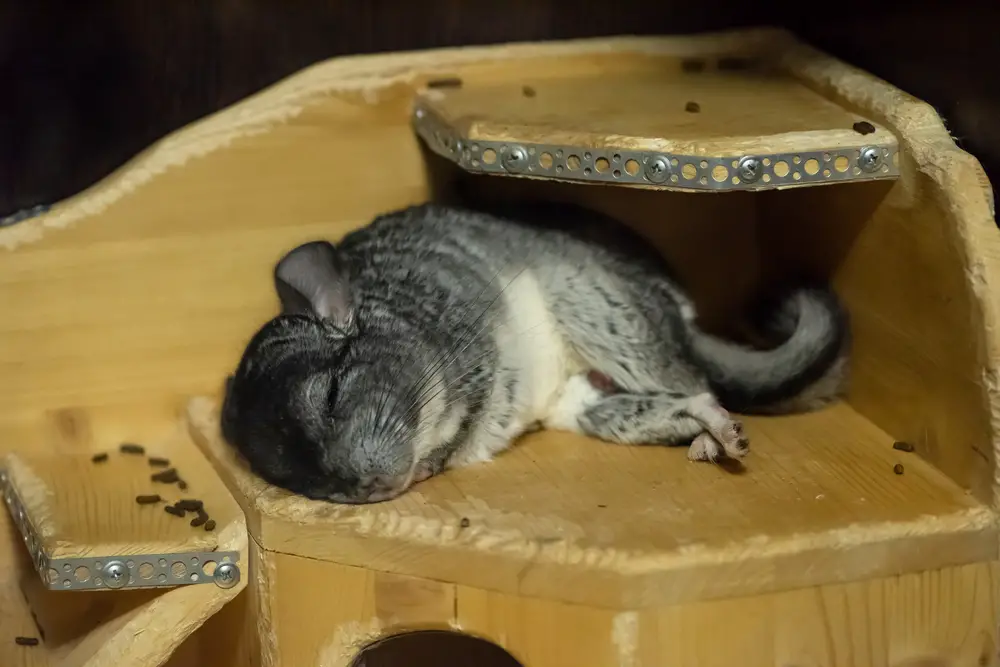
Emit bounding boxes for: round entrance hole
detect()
[349,630,522,667]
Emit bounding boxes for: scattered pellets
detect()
[176,499,203,512]
[15,636,40,646]
[893,463,905,475]
[204,519,216,532]
[151,468,180,484]
[148,457,170,467]
[90,452,109,464]
[190,509,209,528]
[426,76,463,89]
[522,85,536,98]
[685,101,701,113]
[853,121,876,135]
[892,441,915,452]
[119,443,145,455]
[164,505,185,518]
[459,517,471,528]
[135,494,161,505]
[178,480,189,490]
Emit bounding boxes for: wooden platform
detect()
[190,398,994,608]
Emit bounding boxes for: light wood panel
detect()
[0,420,248,667]
[258,552,1000,667]
[420,61,894,156]
[2,423,240,560]
[752,40,1000,505]
[190,397,996,609]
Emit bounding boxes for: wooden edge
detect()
[0,28,794,252]
[186,397,998,608]
[777,39,1000,510]
[59,515,248,667]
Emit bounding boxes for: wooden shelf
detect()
[413,44,901,192]
[191,397,995,609]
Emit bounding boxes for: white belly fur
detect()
[497,269,583,422]
[448,269,584,467]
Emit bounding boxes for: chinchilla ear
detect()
[273,241,354,328]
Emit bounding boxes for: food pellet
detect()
[119,443,145,455]
[90,452,109,463]
[892,441,915,452]
[459,517,471,528]
[426,76,463,89]
[853,121,876,135]
[148,457,170,467]
[685,101,701,113]
[15,636,39,646]
[135,494,161,505]
[190,510,209,528]
[176,499,203,512]
[522,85,536,98]
[204,519,216,532]
[178,480,188,490]
[164,505,185,517]
[893,463,905,475]
[151,468,180,484]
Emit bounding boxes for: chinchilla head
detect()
[221,240,425,504]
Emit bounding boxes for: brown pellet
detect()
[15,636,39,646]
[178,480,189,490]
[892,441,915,452]
[190,509,209,528]
[459,517,471,528]
[893,463,905,475]
[426,76,463,89]
[148,457,170,467]
[90,452,109,463]
[204,519,216,532]
[135,494,161,505]
[119,443,145,455]
[176,499,203,512]
[164,505,185,517]
[685,101,700,113]
[522,85,536,98]
[853,121,876,135]
[151,468,179,484]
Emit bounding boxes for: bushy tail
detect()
[686,285,850,414]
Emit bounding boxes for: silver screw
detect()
[644,156,671,183]
[214,562,241,589]
[502,145,529,173]
[858,146,882,172]
[737,156,762,183]
[102,560,130,589]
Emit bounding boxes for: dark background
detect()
[2,1,997,219]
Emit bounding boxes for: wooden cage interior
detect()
[0,31,996,666]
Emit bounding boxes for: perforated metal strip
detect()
[0,468,241,591]
[413,104,900,192]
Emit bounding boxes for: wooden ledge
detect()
[413,31,900,192]
[188,397,997,609]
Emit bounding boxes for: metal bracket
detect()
[413,104,900,192]
[1,468,241,591]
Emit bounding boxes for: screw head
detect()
[737,156,762,183]
[502,145,529,172]
[102,560,130,589]
[858,146,883,172]
[644,156,671,183]
[214,562,240,589]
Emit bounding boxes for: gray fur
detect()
[222,202,850,503]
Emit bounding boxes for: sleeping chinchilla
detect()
[221,201,849,504]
